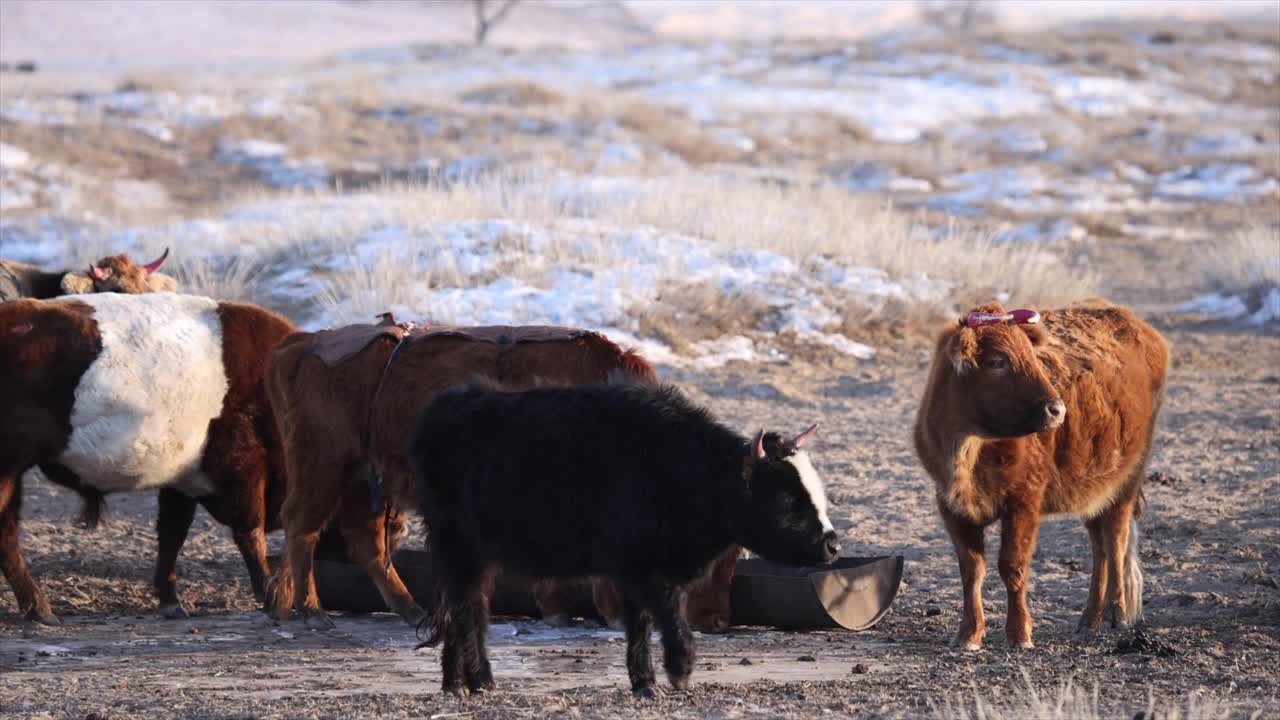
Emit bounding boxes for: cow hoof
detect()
[668,678,691,692]
[304,612,335,630]
[26,608,61,626]
[542,613,571,628]
[950,634,982,652]
[444,685,469,699]
[1009,639,1035,650]
[605,618,625,632]
[632,686,658,700]
[1075,618,1098,635]
[158,602,190,620]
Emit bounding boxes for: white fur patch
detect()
[56,293,228,496]
[786,450,834,533]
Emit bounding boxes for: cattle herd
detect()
[0,251,1169,697]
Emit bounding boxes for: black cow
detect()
[411,382,839,698]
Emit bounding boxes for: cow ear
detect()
[791,423,817,448]
[948,327,979,375]
[1021,322,1048,346]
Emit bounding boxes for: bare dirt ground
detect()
[1,319,1276,719]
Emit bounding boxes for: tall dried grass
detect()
[1196,222,1280,300]
[931,672,1257,720]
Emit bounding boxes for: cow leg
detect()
[461,566,496,694]
[199,414,273,605]
[432,536,487,697]
[0,475,57,625]
[1098,494,1141,628]
[998,504,1041,649]
[153,488,198,619]
[590,577,624,630]
[275,476,339,628]
[532,578,570,627]
[619,578,657,697]
[337,484,426,627]
[648,583,694,691]
[38,463,106,530]
[1076,516,1109,633]
[231,526,269,603]
[940,504,986,650]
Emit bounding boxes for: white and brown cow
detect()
[0,292,293,623]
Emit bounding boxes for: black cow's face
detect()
[740,429,839,567]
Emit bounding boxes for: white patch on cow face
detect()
[785,450,834,533]
[57,293,228,494]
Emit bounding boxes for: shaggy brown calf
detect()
[266,322,739,630]
[914,301,1169,649]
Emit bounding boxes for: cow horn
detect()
[1010,309,1041,324]
[965,309,1041,328]
[791,423,818,448]
[90,264,107,281]
[142,247,170,274]
[752,429,766,460]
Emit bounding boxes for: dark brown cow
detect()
[914,301,1169,649]
[265,321,739,631]
[0,248,175,301]
[0,292,293,623]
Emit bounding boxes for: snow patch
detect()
[1155,164,1279,202]
[1174,289,1280,325]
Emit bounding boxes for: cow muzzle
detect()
[821,531,840,563]
[1042,399,1066,429]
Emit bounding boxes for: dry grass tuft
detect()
[460,81,566,107]
[1195,222,1280,302]
[931,672,1252,720]
[172,255,264,302]
[611,97,746,165]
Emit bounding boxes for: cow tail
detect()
[1123,516,1144,626]
[416,556,451,649]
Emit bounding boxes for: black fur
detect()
[411,382,837,696]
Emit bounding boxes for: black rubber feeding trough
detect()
[311,550,903,631]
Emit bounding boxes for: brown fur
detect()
[266,326,738,631]
[914,300,1169,649]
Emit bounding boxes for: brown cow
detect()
[0,248,175,301]
[914,301,1169,649]
[265,320,738,631]
[0,292,293,623]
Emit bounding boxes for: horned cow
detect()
[0,248,175,301]
[265,321,740,633]
[0,292,294,623]
[914,301,1169,650]
[412,382,839,697]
